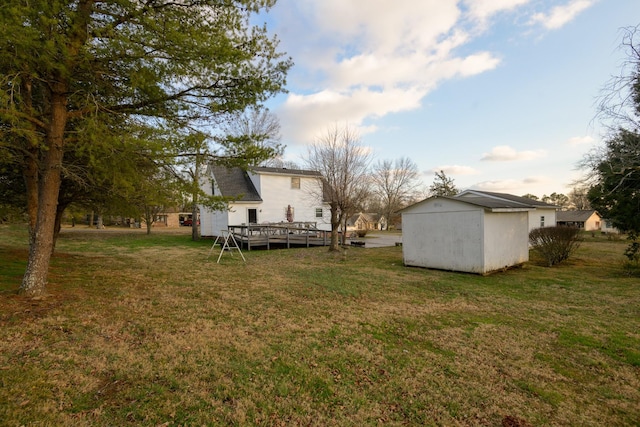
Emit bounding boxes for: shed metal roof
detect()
[457,190,559,209]
[399,195,533,213]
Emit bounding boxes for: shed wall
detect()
[483,212,529,272]
[403,209,484,273]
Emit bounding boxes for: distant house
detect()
[400,195,531,275]
[198,164,331,237]
[556,210,601,231]
[346,212,387,231]
[601,218,620,234]
[140,207,189,228]
[456,190,558,231]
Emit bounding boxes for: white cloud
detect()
[480,145,547,161]
[279,88,425,143]
[567,135,595,146]
[464,0,531,23]
[471,175,550,192]
[529,0,594,30]
[430,165,479,175]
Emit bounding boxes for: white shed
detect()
[400,195,531,275]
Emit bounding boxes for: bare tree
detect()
[304,124,372,251]
[262,156,301,169]
[220,106,284,166]
[371,157,421,230]
[567,185,591,210]
[542,192,569,209]
[595,25,640,135]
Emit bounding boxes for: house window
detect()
[291,177,300,189]
[315,208,323,218]
[540,216,545,227]
[211,181,215,195]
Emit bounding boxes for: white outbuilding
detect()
[400,195,533,274]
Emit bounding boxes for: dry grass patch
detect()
[0,225,639,426]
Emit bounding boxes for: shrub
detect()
[355,229,368,238]
[529,226,582,267]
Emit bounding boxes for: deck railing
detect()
[227,222,330,250]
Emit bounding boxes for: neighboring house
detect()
[150,208,189,228]
[346,212,387,231]
[556,210,601,231]
[400,195,530,274]
[199,164,331,237]
[456,190,558,231]
[601,219,620,234]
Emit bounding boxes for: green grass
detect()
[1,224,639,426]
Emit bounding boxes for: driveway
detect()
[349,231,402,248]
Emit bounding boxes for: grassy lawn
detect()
[1,225,638,426]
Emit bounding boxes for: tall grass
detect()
[1,224,639,426]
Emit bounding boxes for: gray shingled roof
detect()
[210,164,262,201]
[459,190,559,208]
[447,196,533,210]
[251,166,322,177]
[557,210,598,222]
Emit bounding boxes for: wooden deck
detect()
[226,223,331,250]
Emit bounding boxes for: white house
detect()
[400,195,531,275]
[601,218,620,234]
[199,164,331,237]
[456,190,558,231]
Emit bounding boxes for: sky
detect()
[259,0,640,198]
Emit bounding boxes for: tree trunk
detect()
[191,204,199,241]
[21,77,39,246]
[52,201,68,254]
[20,91,68,297]
[191,155,200,241]
[144,207,152,235]
[329,202,340,251]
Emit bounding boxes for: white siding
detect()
[528,208,556,231]
[247,172,330,229]
[199,168,331,236]
[483,212,529,272]
[402,198,484,273]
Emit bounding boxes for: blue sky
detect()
[260,0,640,198]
